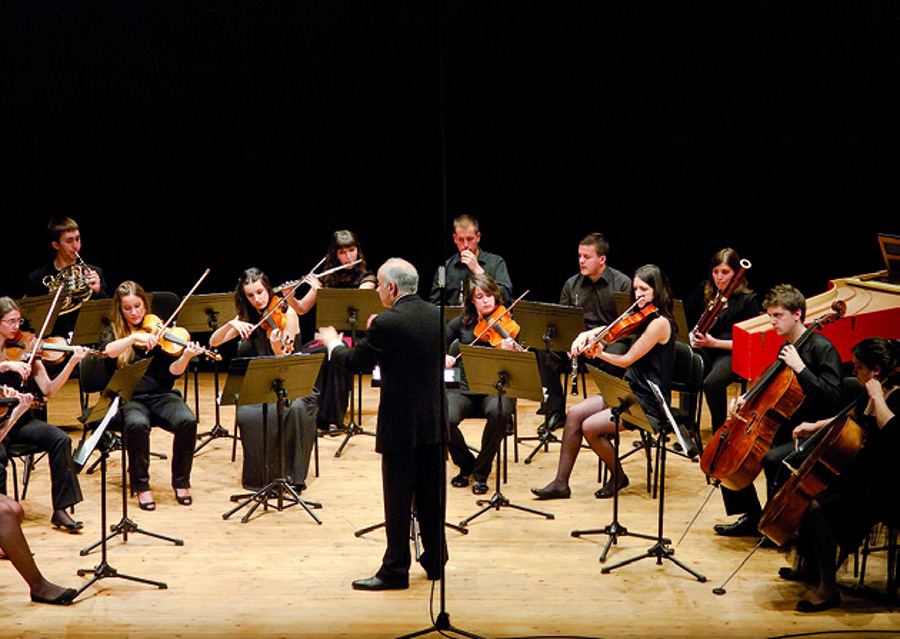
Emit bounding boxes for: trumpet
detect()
[43,254,94,315]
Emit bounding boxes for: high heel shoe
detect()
[137,495,156,511]
[31,587,77,606]
[174,490,193,506]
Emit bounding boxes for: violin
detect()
[137,314,222,361]
[5,330,105,364]
[474,305,524,349]
[699,300,846,491]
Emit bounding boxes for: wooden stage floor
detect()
[1,373,897,639]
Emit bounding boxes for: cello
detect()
[758,397,867,546]
[700,300,846,491]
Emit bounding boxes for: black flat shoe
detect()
[713,514,762,537]
[530,486,571,500]
[351,576,408,591]
[595,474,629,499]
[796,592,841,613]
[778,566,816,582]
[50,515,84,534]
[31,588,77,606]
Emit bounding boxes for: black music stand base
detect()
[224,479,323,525]
[75,444,168,600]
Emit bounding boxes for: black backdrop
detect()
[2,2,896,338]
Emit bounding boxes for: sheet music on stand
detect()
[648,380,698,460]
[74,396,120,471]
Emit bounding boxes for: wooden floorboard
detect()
[1,374,897,639]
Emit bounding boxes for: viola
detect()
[758,398,866,545]
[474,305,523,349]
[699,300,846,491]
[137,314,222,361]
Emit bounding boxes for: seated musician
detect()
[0,297,87,532]
[535,232,632,431]
[685,249,760,534]
[779,337,899,612]
[0,386,77,605]
[531,264,676,500]
[444,274,518,495]
[101,281,203,511]
[713,284,843,537]
[210,268,317,493]
[283,230,377,432]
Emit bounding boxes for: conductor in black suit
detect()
[316,258,446,590]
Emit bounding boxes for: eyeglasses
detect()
[1,317,24,327]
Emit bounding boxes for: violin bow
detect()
[25,285,65,367]
[155,269,211,337]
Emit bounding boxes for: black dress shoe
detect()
[713,514,762,537]
[594,474,629,499]
[778,566,816,582]
[796,592,841,613]
[450,473,470,488]
[472,481,489,495]
[530,486,571,500]
[352,576,408,591]
[31,588,77,606]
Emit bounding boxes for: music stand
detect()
[512,301,586,464]
[176,292,234,453]
[69,298,112,346]
[221,353,325,524]
[73,359,175,598]
[315,288,382,457]
[595,379,707,581]
[570,366,659,562]
[456,345,554,527]
[78,358,184,557]
[14,294,60,336]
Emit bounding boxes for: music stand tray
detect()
[15,294,61,338]
[221,353,325,524]
[315,288,383,457]
[70,299,112,346]
[513,301,585,352]
[456,345,554,526]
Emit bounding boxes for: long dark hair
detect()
[322,230,368,287]
[461,273,504,329]
[234,268,274,323]
[704,247,751,302]
[634,264,676,331]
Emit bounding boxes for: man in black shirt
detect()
[25,217,108,339]
[712,284,843,537]
[429,215,512,307]
[537,233,632,428]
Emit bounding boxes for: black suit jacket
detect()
[329,294,444,455]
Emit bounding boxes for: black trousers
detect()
[121,391,197,493]
[0,414,83,511]
[376,443,446,585]
[447,391,514,483]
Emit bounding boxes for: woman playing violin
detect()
[779,337,900,612]
[532,264,677,500]
[100,281,203,511]
[210,268,316,493]
[0,297,86,532]
[444,274,518,494]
